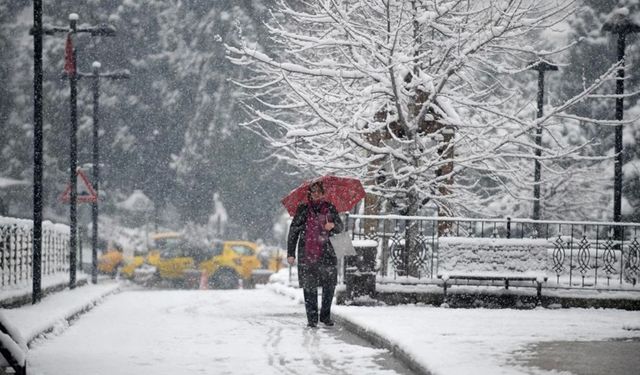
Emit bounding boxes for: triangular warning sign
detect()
[60,168,98,204]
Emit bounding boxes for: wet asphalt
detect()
[329,323,417,375]
[515,338,640,375]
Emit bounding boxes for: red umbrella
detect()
[281,175,366,216]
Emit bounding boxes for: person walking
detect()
[287,181,344,328]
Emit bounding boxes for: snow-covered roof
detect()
[116,190,154,212]
[0,177,30,189]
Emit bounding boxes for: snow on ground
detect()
[2,271,640,375]
[25,288,408,375]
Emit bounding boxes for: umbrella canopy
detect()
[281,175,366,216]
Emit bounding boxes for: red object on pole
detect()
[59,168,98,204]
[281,175,366,216]
[64,34,75,75]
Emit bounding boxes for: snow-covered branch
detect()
[226,0,617,218]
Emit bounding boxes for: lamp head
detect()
[68,13,79,31]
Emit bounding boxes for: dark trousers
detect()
[299,262,337,324]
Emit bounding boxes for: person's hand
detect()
[324,222,335,231]
[287,256,296,266]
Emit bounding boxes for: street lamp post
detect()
[32,0,44,304]
[37,13,115,290]
[68,13,79,289]
[30,11,115,300]
[602,11,640,240]
[529,61,558,227]
[90,62,100,285]
[86,62,130,284]
[61,63,129,285]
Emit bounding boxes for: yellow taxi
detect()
[101,232,173,280]
[140,232,268,289]
[97,249,124,276]
[120,255,145,278]
[147,231,181,267]
[154,236,211,285]
[200,240,262,289]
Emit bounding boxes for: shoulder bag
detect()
[329,231,357,258]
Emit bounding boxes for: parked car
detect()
[153,236,212,287]
[136,232,270,289]
[100,232,173,280]
[120,255,145,279]
[200,240,262,289]
[146,231,182,267]
[97,249,124,277]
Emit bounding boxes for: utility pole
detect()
[68,13,80,289]
[30,10,116,304]
[32,0,44,304]
[528,61,557,230]
[86,61,130,283]
[602,12,639,241]
[38,13,115,289]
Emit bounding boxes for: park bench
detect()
[437,273,548,301]
[436,237,550,304]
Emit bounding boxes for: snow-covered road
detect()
[27,288,414,375]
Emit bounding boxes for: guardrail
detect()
[0,216,70,288]
[346,214,640,289]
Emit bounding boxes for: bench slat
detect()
[437,274,547,282]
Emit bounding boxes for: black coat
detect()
[287,201,344,266]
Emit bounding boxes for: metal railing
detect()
[346,214,640,289]
[0,217,70,288]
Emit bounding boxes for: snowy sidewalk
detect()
[269,270,640,375]
[24,288,413,375]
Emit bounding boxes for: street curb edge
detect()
[334,313,433,375]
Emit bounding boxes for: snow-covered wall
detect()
[437,237,550,275]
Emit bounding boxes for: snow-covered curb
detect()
[334,314,432,375]
[0,281,122,346]
[0,281,121,369]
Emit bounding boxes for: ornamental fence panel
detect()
[346,214,640,290]
[0,216,70,288]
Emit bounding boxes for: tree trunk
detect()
[403,178,420,277]
[437,128,455,236]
